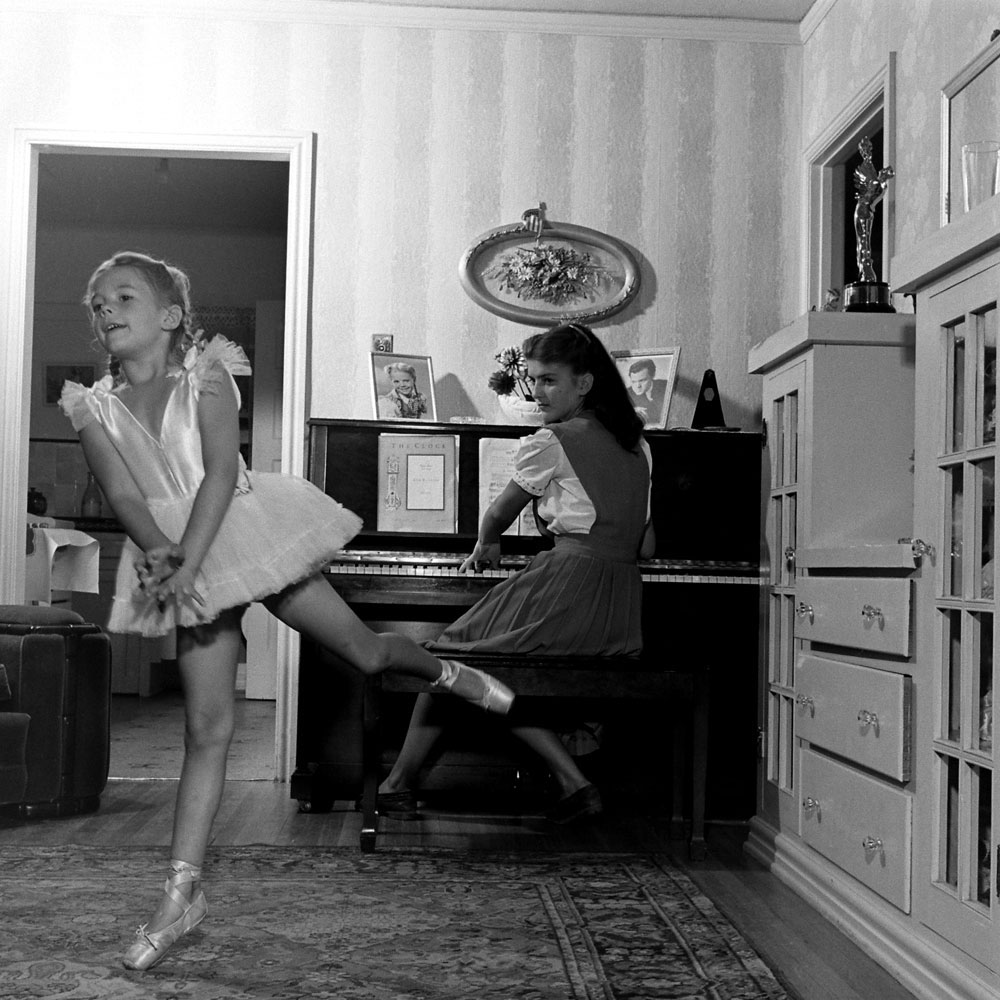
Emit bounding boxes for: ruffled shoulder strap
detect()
[184,334,252,405]
[58,375,113,432]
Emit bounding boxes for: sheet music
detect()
[376,434,458,532]
[478,438,539,537]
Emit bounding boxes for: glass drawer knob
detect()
[795,602,814,619]
[860,604,884,625]
[796,693,815,711]
[802,797,820,812]
[862,835,883,853]
[857,709,879,729]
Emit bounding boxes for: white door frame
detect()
[0,127,315,782]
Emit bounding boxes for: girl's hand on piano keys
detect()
[459,541,501,574]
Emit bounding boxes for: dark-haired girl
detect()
[378,322,655,824]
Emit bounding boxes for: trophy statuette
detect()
[843,135,895,313]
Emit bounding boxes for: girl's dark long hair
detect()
[523,323,645,451]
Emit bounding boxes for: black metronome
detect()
[691,369,727,429]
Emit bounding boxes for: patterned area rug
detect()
[1,846,789,999]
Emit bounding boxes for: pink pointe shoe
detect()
[122,861,207,971]
[432,660,515,714]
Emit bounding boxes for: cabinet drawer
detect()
[794,577,911,655]
[796,654,911,780]
[799,748,911,912]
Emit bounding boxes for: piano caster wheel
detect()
[297,796,333,814]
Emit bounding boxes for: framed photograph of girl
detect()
[370,353,438,422]
[611,348,680,430]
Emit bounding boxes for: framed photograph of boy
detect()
[611,348,680,430]
[370,353,437,422]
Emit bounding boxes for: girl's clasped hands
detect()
[135,543,207,617]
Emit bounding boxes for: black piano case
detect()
[0,605,111,816]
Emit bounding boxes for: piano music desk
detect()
[362,652,709,858]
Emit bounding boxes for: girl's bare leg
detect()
[264,574,508,706]
[141,609,242,934]
[378,692,445,794]
[507,724,590,798]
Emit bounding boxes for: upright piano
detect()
[293,418,764,821]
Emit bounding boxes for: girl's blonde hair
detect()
[384,362,418,385]
[84,251,200,384]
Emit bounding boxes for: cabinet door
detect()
[913,257,999,971]
[760,359,808,829]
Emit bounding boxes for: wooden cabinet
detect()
[746,198,1000,1000]
[749,313,916,836]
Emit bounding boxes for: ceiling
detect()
[359,0,818,20]
[37,154,290,233]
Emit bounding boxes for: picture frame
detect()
[43,363,96,405]
[370,353,437,422]
[459,219,641,327]
[611,348,680,430]
[940,33,1000,224]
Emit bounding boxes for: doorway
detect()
[35,152,287,778]
[1,128,316,782]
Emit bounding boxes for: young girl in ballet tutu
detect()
[377,322,655,825]
[59,251,513,971]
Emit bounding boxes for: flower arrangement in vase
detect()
[488,345,544,424]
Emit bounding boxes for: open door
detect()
[243,300,285,701]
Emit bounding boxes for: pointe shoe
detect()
[432,659,515,715]
[122,862,208,971]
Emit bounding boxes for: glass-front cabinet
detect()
[913,254,999,975]
[749,313,917,841]
[763,362,803,829]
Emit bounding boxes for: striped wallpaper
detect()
[1,2,802,429]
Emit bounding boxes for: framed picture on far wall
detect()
[611,348,680,430]
[370,353,437,422]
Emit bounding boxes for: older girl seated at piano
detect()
[59,250,514,972]
[377,322,655,824]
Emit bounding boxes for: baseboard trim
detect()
[745,818,996,1000]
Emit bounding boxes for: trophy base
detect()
[843,281,895,313]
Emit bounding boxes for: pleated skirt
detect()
[429,541,644,657]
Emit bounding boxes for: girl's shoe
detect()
[378,789,420,820]
[122,861,208,971]
[547,783,603,824]
[432,659,515,714]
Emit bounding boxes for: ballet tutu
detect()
[108,472,362,636]
[429,537,644,657]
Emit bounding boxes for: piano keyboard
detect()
[327,551,763,586]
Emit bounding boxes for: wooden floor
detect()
[0,778,918,1000]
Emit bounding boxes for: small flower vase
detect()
[498,393,545,425]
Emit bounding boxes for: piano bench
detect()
[361,652,709,859]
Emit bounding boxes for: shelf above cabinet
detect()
[749,312,916,375]
[891,192,1000,294]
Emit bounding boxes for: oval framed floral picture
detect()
[458,220,641,326]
